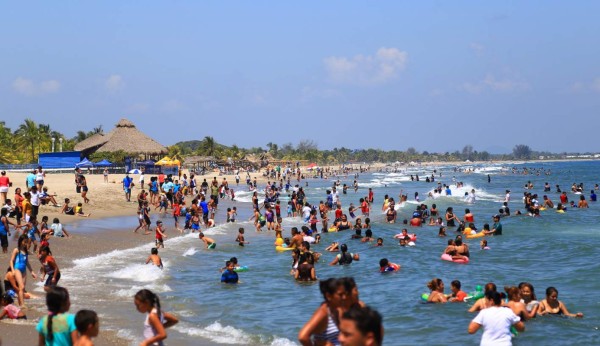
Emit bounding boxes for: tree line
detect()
[0,119,590,165]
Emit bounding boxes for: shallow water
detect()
[48,161,600,345]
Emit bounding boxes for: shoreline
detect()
[0,221,160,345]
[1,160,590,345]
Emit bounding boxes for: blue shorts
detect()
[44,272,61,287]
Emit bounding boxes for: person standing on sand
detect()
[75,168,90,204]
[26,169,36,191]
[123,173,134,202]
[0,171,12,206]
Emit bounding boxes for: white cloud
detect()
[462,74,530,94]
[430,88,445,97]
[324,47,408,86]
[470,43,485,56]
[105,74,124,92]
[126,103,150,113]
[301,86,341,102]
[12,77,60,95]
[592,78,600,93]
[568,81,586,93]
[39,80,61,93]
[161,100,187,112]
[566,78,600,93]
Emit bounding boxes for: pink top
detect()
[0,176,9,187]
[4,304,21,319]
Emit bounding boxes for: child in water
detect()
[134,289,179,346]
[145,248,164,269]
[0,293,27,320]
[236,228,249,247]
[375,238,384,247]
[74,310,99,346]
[221,260,239,284]
[198,232,216,249]
[154,221,167,248]
[379,258,400,272]
[480,239,490,250]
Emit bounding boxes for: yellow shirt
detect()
[22,200,32,216]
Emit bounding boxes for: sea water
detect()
[42,161,600,345]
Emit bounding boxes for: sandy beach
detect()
[0,169,274,345]
[0,165,366,345]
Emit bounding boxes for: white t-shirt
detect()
[51,223,64,237]
[30,192,41,207]
[303,236,315,243]
[302,206,312,219]
[331,191,339,204]
[472,306,520,346]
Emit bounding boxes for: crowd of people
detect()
[0,163,592,345]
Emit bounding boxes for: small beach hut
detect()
[74,118,167,159]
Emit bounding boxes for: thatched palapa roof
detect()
[183,156,216,165]
[74,118,167,154]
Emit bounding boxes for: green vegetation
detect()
[0,120,592,165]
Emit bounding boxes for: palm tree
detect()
[167,146,184,163]
[15,118,39,162]
[91,125,104,135]
[37,123,52,153]
[74,131,88,142]
[200,136,216,156]
[0,122,14,163]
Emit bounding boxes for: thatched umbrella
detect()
[94,119,167,154]
[74,119,166,156]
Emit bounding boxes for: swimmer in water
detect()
[538,287,583,317]
[145,247,163,269]
[198,232,216,249]
[426,278,447,303]
[480,239,490,250]
[379,258,400,272]
[236,227,249,247]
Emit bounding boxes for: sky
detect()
[1,1,599,154]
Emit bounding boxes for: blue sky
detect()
[1,1,599,154]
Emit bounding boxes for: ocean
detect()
[49,161,600,345]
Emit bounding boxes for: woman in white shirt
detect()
[468,291,525,346]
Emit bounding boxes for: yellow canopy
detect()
[155,156,173,166]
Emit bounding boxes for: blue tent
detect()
[76,158,94,168]
[94,159,113,167]
[138,159,156,166]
